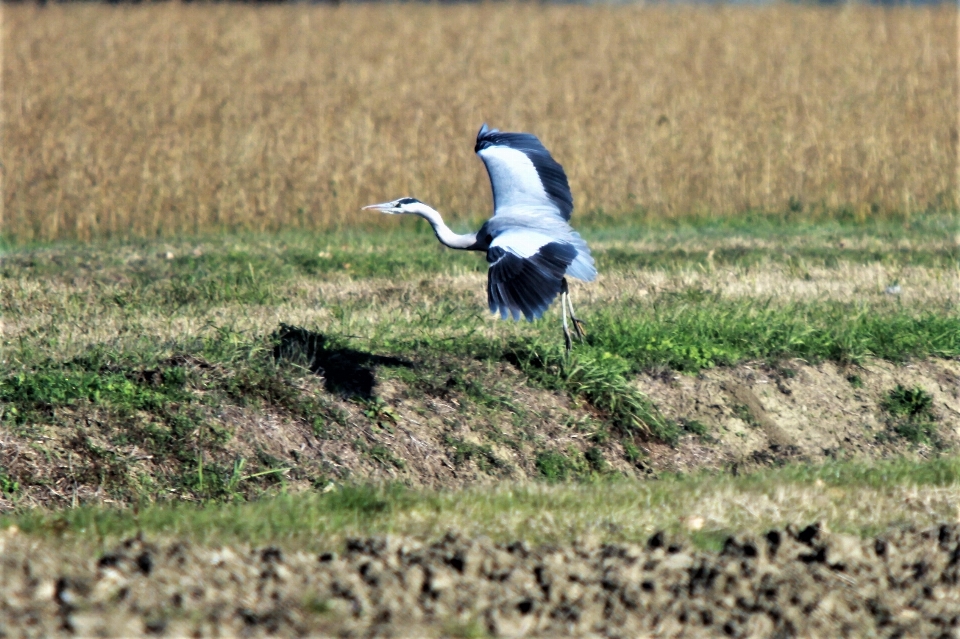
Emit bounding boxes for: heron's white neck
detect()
[409,203,477,250]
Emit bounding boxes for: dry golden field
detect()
[2,3,956,241]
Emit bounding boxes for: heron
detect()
[364,124,596,351]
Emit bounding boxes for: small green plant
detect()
[303,594,331,615]
[881,385,937,444]
[535,450,571,482]
[508,345,677,444]
[776,366,797,379]
[847,374,863,388]
[732,404,759,428]
[0,468,20,497]
[681,419,711,441]
[883,385,934,418]
[587,424,611,445]
[623,441,643,463]
[357,397,399,432]
[369,445,405,470]
[445,437,504,473]
[359,398,387,420]
[584,446,608,473]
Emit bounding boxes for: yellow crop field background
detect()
[2,3,956,241]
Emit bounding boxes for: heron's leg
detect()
[569,294,586,341]
[561,289,573,352]
[562,279,586,342]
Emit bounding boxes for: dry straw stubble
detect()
[2,3,956,241]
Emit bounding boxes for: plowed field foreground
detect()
[3,524,960,638]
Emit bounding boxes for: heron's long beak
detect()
[362,202,397,214]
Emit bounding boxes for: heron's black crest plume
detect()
[396,197,420,205]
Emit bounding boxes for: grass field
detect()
[7,458,960,552]
[1,213,957,516]
[1,5,960,634]
[3,3,956,241]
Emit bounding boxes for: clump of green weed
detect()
[357,397,398,432]
[445,437,504,474]
[302,594,331,616]
[732,404,760,428]
[0,468,20,497]
[775,366,797,379]
[881,385,938,444]
[535,446,608,482]
[681,419,711,442]
[623,441,643,463]
[535,450,572,482]
[369,445,406,470]
[508,343,678,445]
[584,446,608,473]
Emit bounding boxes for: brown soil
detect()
[639,358,960,473]
[4,524,960,638]
[2,357,958,511]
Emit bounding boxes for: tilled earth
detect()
[4,524,960,638]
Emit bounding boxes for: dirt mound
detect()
[4,524,960,638]
[639,358,960,473]
[2,355,958,510]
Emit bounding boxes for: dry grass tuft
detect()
[2,4,956,241]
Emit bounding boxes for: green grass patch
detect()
[506,343,679,443]
[445,437,505,473]
[588,301,960,371]
[535,450,573,482]
[0,366,190,425]
[5,457,960,549]
[881,385,939,445]
[3,212,956,294]
[0,468,20,497]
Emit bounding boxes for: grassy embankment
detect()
[1,214,958,545]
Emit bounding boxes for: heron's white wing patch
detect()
[489,228,556,259]
[478,147,554,215]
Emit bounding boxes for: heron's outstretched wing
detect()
[486,229,577,321]
[475,124,573,221]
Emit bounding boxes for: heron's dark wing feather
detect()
[475,124,574,221]
[487,241,577,322]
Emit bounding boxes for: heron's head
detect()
[362,197,424,216]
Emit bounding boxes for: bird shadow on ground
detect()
[272,324,412,399]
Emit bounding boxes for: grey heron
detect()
[364,124,596,351]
